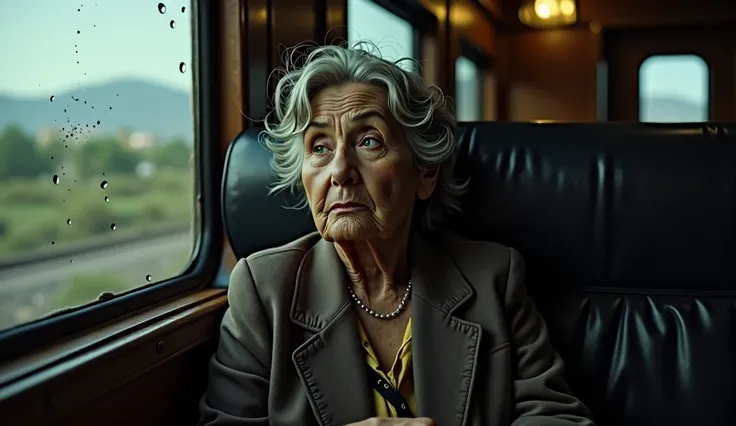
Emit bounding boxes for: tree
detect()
[0,125,51,179]
[74,136,140,178]
[38,137,68,165]
[148,138,192,170]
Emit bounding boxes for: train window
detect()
[0,1,197,332]
[455,56,483,121]
[639,54,709,122]
[347,0,416,71]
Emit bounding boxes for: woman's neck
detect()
[334,226,412,300]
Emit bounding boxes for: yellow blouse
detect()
[356,318,417,417]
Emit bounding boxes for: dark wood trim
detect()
[458,37,494,70]
[219,0,247,144]
[245,0,272,123]
[325,0,348,43]
[370,0,438,35]
[217,0,247,275]
[0,290,227,425]
[472,0,505,27]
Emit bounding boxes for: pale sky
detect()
[347,0,414,67]
[0,0,193,99]
[1,0,708,114]
[639,54,708,106]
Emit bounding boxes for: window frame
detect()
[456,39,494,121]
[351,0,438,64]
[371,0,438,38]
[637,52,711,122]
[0,0,223,364]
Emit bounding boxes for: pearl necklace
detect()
[348,281,412,320]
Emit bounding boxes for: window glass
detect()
[639,54,709,122]
[0,0,197,332]
[455,56,482,121]
[347,0,416,72]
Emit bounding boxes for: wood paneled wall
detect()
[218,0,736,157]
[498,0,736,122]
[502,27,601,122]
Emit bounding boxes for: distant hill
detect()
[640,97,706,123]
[0,79,194,143]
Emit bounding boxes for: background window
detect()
[639,54,709,122]
[455,56,482,121]
[0,0,196,332]
[347,0,416,72]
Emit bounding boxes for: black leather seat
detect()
[221,122,736,426]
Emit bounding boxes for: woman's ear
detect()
[416,166,439,200]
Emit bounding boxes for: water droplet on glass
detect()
[53,175,60,184]
[97,120,100,125]
[66,219,71,225]
[181,6,185,12]
[179,62,187,73]
[50,95,55,102]
[158,3,166,13]
[51,241,55,245]
[146,275,152,282]
[100,180,108,189]
[110,223,117,231]
[104,196,110,202]
[70,259,74,264]
[170,20,176,28]
[77,30,80,34]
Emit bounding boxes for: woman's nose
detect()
[329,148,360,187]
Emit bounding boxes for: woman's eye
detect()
[313,145,327,154]
[359,137,381,148]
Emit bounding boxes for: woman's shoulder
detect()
[423,230,525,286]
[229,231,322,307]
[426,229,520,262]
[245,230,323,263]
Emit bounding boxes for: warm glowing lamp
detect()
[518,0,577,28]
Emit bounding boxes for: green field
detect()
[0,169,197,330]
[0,169,195,258]
[0,125,200,330]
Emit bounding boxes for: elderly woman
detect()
[199,43,595,426]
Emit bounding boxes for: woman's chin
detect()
[320,217,376,242]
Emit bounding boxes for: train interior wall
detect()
[2,1,736,425]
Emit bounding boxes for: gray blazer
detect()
[199,231,595,426]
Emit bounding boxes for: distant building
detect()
[36,127,56,146]
[127,132,156,150]
[116,129,131,145]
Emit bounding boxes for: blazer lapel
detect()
[290,237,373,426]
[411,233,482,426]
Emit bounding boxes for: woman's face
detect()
[301,82,437,242]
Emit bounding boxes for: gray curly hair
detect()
[261,41,468,229]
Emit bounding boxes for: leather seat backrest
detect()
[222,122,736,426]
